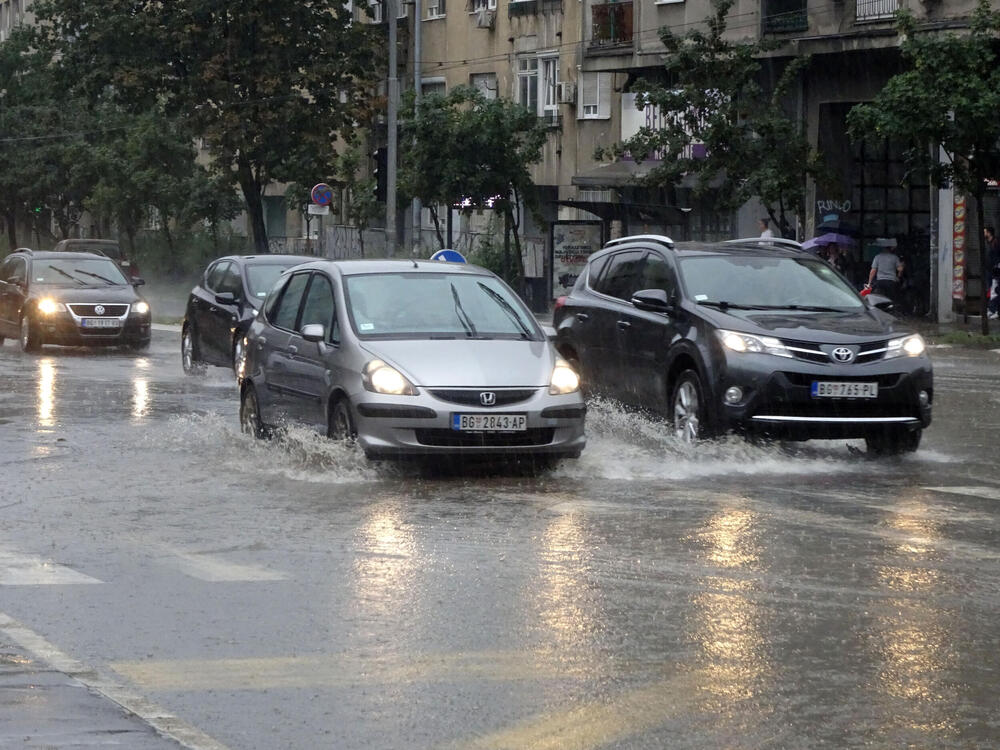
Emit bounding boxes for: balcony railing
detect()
[590,1,633,48]
[761,0,807,33]
[856,0,897,22]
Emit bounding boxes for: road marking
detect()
[157,545,287,582]
[0,548,102,585]
[0,611,231,750]
[923,486,1000,501]
[444,672,701,750]
[112,650,596,691]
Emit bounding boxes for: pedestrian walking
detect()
[865,240,903,303]
[758,218,774,238]
[985,225,1000,319]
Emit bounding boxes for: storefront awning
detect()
[572,161,653,187]
[551,200,691,226]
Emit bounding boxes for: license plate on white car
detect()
[452,413,527,432]
[811,381,878,398]
[81,318,120,328]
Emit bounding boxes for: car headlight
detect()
[132,301,150,315]
[362,359,418,395]
[718,329,792,358]
[549,359,580,395]
[886,334,925,359]
[37,298,66,315]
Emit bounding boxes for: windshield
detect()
[677,255,863,310]
[32,258,129,286]
[246,262,304,299]
[344,272,542,340]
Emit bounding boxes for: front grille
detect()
[780,338,887,364]
[68,304,128,317]
[428,388,538,407]
[414,428,554,447]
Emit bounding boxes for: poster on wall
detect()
[551,221,603,297]
[953,195,966,300]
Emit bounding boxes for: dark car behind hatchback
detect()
[553,235,932,454]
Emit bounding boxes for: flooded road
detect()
[2,330,1000,749]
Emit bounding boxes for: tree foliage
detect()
[602,0,823,237]
[29,0,383,253]
[399,86,548,281]
[847,0,1000,332]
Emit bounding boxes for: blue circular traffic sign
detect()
[310,183,333,206]
[430,249,467,263]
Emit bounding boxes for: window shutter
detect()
[579,73,597,119]
[597,73,611,119]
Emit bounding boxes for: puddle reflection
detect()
[37,358,56,428]
[132,377,150,421]
[352,502,418,623]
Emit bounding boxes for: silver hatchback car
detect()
[238,259,586,461]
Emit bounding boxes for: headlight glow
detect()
[38,298,65,315]
[133,301,150,315]
[718,329,792,358]
[886,334,925,359]
[363,359,417,395]
[549,359,580,395]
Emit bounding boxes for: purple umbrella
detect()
[801,232,858,252]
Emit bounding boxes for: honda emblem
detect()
[480,391,496,406]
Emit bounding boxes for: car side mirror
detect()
[631,288,675,314]
[301,323,325,343]
[215,291,237,305]
[864,293,894,312]
[131,277,145,287]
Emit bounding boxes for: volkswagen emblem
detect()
[94,304,105,316]
[479,391,496,406]
[831,346,855,363]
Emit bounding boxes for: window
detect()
[580,71,612,119]
[638,253,676,296]
[298,274,339,341]
[470,72,498,100]
[427,0,446,16]
[368,0,383,22]
[593,250,645,300]
[421,78,446,97]
[271,273,310,331]
[205,261,230,292]
[541,57,560,119]
[218,263,243,296]
[517,58,538,114]
[472,0,497,10]
[1,256,25,285]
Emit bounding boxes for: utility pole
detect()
[385,0,399,256]
[412,0,422,255]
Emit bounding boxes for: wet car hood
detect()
[360,338,556,387]
[33,285,143,303]
[695,305,908,343]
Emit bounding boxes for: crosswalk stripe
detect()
[0,548,102,585]
[163,548,287,582]
[923,485,1000,501]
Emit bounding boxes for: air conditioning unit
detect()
[558,82,576,104]
[475,8,496,28]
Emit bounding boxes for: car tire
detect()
[181,325,205,375]
[240,383,269,439]
[865,426,921,455]
[327,397,357,442]
[19,314,41,353]
[671,369,709,444]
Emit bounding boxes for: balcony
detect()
[590,1,633,48]
[508,0,537,16]
[856,0,897,22]
[761,0,807,33]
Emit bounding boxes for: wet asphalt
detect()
[1,328,1000,749]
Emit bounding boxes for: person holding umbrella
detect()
[865,239,903,303]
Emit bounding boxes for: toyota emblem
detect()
[831,346,855,363]
[94,305,105,316]
[480,391,496,406]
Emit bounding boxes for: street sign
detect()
[310,183,333,206]
[430,249,467,263]
[307,204,330,215]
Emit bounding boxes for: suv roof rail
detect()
[723,237,803,251]
[13,247,33,254]
[603,234,675,250]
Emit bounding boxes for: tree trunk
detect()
[976,188,989,335]
[5,208,17,249]
[429,205,444,248]
[237,155,269,254]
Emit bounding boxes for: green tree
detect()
[336,136,381,257]
[847,0,1000,333]
[601,0,823,238]
[399,86,548,284]
[30,0,382,254]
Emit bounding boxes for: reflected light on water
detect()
[699,509,759,569]
[534,513,597,653]
[37,358,56,428]
[352,503,416,621]
[132,378,150,421]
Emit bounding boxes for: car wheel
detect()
[181,325,205,375]
[20,314,41,353]
[232,335,245,377]
[865,427,921,455]
[327,398,357,441]
[240,383,269,439]
[671,370,708,444]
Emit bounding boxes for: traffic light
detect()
[372,147,387,203]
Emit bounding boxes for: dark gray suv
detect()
[553,235,932,454]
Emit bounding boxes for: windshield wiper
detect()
[49,266,85,284]
[697,301,844,312]
[477,282,533,339]
[697,300,775,311]
[450,282,477,337]
[73,268,119,285]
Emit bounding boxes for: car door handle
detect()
[617,320,632,330]
[575,313,589,321]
